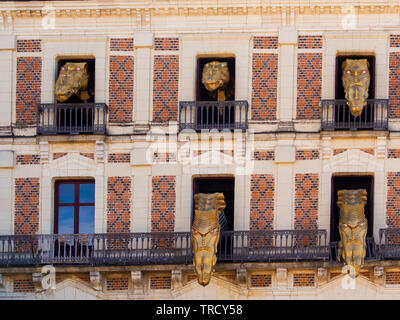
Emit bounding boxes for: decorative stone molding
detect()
[90,272,102,291]
[236,268,248,286]
[376,136,387,159]
[276,268,288,288]
[39,141,49,164]
[171,270,183,290]
[131,271,144,294]
[317,268,328,284]
[32,272,44,293]
[95,141,105,163]
[374,267,384,278]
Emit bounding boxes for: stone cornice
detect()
[0,0,399,18]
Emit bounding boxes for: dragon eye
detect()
[362,70,367,74]
[210,229,214,234]
[194,230,198,234]
[76,67,81,71]
[346,70,351,74]
[61,67,64,71]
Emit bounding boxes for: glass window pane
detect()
[58,206,74,234]
[79,206,94,234]
[59,184,75,203]
[79,183,95,203]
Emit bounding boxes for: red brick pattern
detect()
[108,153,130,163]
[252,53,278,120]
[151,176,176,232]
[150,275,172,289]
[250,175,274,231]
[16,39,41,52]
[152,55,179,122]
[360,148,374,156]
[298,35,323,49]
[13,279,35,293]
[216,272,236,282]
[295,174,319,230]
[253,150,275,160]
[387,172,400,228]
[250,274,272,287]
[110,38,134,51]
[390,35,400,47]
[53,153,67,160]
[333,148,347,156]
[296,150,320,160]
[153,152,176,163]
[80,153,94,160]
[296,53,322,120]
[330,272,342,280]
[386,271,400,285]
[16,154,40,165]
[388,149,400,159]
[293,273,315,287]
[14,178,40,235]
[107,177,131,233]
[109,55,134,123]
[186,273,197,282]
[253,36,278,49]
[16,57,42,126]
[106,277,129,291]
[154,38,179,51]
[389,52,400,119]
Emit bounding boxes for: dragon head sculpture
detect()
[55,62,92,102]
[202,61,231,101]
[337,189,368,277]
[191,192,226,286]
[342,59,370,117]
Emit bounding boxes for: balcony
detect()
[0,229,329,267]
[179,100,248,131]
[37,103,108,135]
[321,99,388,131]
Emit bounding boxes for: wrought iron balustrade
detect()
[378,228,400,259]
[329,237,378,263]
[0,230,329,267]
[37,103,108,135]
[179,101,248,131]
[321,99,388,131]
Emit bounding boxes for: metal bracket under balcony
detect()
[179,101,248,131]
[321,99,388,131]
[37,103,108,135]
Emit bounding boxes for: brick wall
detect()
[80,152,94,160]
[252,53,278,120]
[13,279,35,293]
[253,150,275,160]
[16,154,40,165]
[293,273,315,287]
[333,148,347,156]
[109,49,134,123]
[387,172,400,228]
[388,149,400,159]
[153,152,177,163]
[14,178,40,235]
[250,274,272,287]
[16,56,42,127]
[389,52,400,119]
[294,174,319,230]
[107,177,131,233]
[296,38,322,120]
[152,55,179,122]
[53,152,67,160]
[108,153,131,163]
[295,150,320,160]
[250,175,274,247]
[106,277,129,291]
[386,271,400,285]
[151,176,176,233]
[154,37,179,51]
[150,275,172,289]
[253,36,278,49]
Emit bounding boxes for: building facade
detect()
[0,0,400,299]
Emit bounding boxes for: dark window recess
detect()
[57,58,95,104]
[193,177,235,259]
[335,55,375,125]
[330,175,374,242]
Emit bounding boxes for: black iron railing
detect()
[321,99,388,131]
[0,230,328,267]
[329,237,378,263]
[179,101,248,131]
[37,103,108,135]
[378,228,400,259]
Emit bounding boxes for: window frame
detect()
[54,179,95,234]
